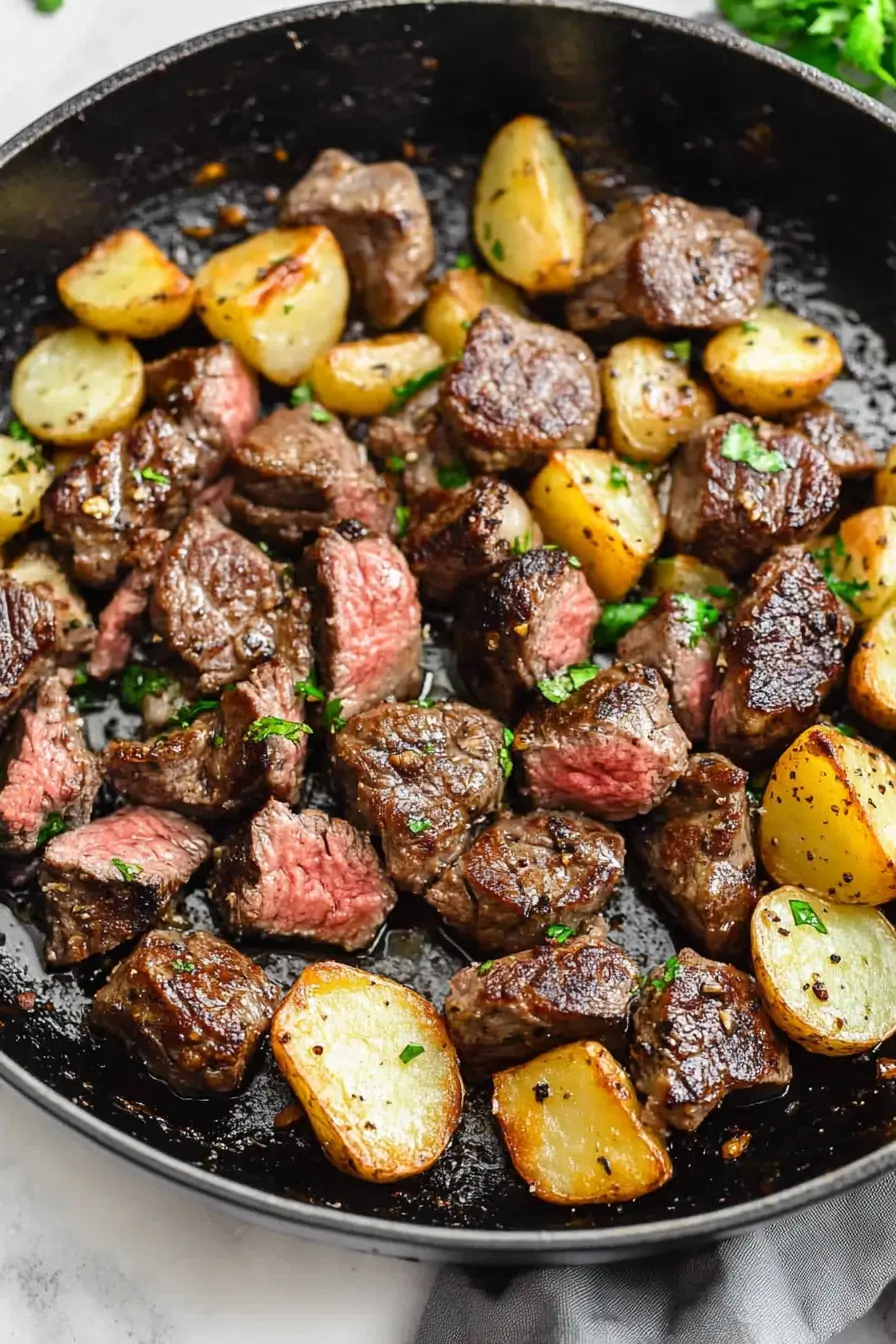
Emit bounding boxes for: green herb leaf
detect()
[139,467,171,486]
[36,813,66,848]
[395,504,410,538]
[674,593,721,648]
[290,382,314,406]
[437,462,472,489]
[399,1043,425,1063]
[609,462,630,493]
[213,733,225,748]
[245,716,312,742]
[295,671,326,702]
[391,364,446,411]
[35,0,65,12]
[537,662,599,704]
[171,959,196,974]
[385,455,406,474]
[720,422,787,473]
[478,960,495,976]
[741,321,760,333]
[706,584,737,600]
[510,530,532,557]
[310,406,333,424]
[665,339,692,363]
[71,663,88,687]
[790,898,828,934]
[499,726,514,779]
[491,239,505,262]
[833,721,857,737]
[120,665,170,711]
[845,0,896,85]
[408,816,432,834]
[323,698,346,734]
[7,418,38,444]
[811,540,870,612]
[648,953,681,992]
[593,598,659,648]
[454,253,475,270]
[111,857,143,883]
[168,698,220,729]
[546,924,575,945]
[566,553,582,569]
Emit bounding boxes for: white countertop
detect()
[0,1,891,1341]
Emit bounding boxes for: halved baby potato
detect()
[423,267,525,357]
[601,337,717,464]
[703,307,843,417]
[828,506,896,621]
[648,553,734,602]
[11,327,145,447]
[759,723,896,905]
[195,225,349,385]
[271,962,462,1183]
[0,435,54,545]
[473,115,586,294]
[752,886,896,1056]
[874,443,896,506]
[848,607,896,729]
[528,448,663,600]
[310,332,444,418]
[492,1040,672,1205]
[58,229,194,338]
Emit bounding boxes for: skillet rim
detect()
[2,0,896,1258]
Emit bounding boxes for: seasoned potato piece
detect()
[271,962,462,1182]
[875,443,896,506]
[752,887,896,1055]
[310,332,444,418]
[0,435,53,545]
[58,229,194,338]
[423,267,525,357]
[528,448,663,600]
[601,337,716,464]
[827,506,896,621]
[703,308,843,417]
[473,115,586,294]
[195,226,349,386]
[648,553,733,602]
[492,1040,672,1204]
[759,724,896,905]
[11,327,144,447]
[849,608,896,729]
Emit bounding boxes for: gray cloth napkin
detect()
[417,1170,896,1343]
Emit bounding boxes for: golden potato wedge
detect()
[752,886,896,1055]
[423,267,525,357]
[11,327,144,447]
[0,435,53,545]
[57,229,194,338]
[310,332,444,418]
[528,448,663,600]
[826,506,896,621]
[875,443,896,506]
[601,337,716,464]
[647,553,734,602]
[849,607,896,729]
[473,115,586,294]
[759,724,896,905]
[703,308,843,417]
[271,962,462,1183]
[195,226,349,385]
[492,1040,672,1205]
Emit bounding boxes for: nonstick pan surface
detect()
[3,0,896,1264]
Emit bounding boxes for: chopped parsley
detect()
[310,406,332,424]
[609,462,630,493]
[510,530,533,557]
[385,455,406,474]
[790,898,828,934]
[35,0,65,12]
[499,726,514,779]
[719,422,787,473]
[491,239,505,262]
[812,537,869,612]
[120,665,170,711]
[290,382,314,406]
[244,716,312,742]
[741,321,760,333]
[391,364,446,411]
[706,584,737,601]
[171,959,196,974]
[213,733,225,748]
[395,504,410,538]
[168,698,220,729]
[409,696,435,709]
[833,721,857,737]
[111,858,143,883]
[295,671,326,702]
[674,593,721,648]
[408,816,432,834]
[139,467,170,486]
[593,598,659,648]
[7,418,38,445]
[437,462,471,490]
[399,1043,425,1063]
[646,953,680,993]
[323,698,346,734]
[71,664,88,687]
[566,554,582,569]
[665,339,692,363]
[454,253,475,270]
[478,960,495,976]
[36,813,66,848]
[546,924,575,945]
[537,662,599,704]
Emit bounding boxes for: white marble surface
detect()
[0,1,891,1341]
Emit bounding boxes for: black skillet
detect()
[3,0,896,1265]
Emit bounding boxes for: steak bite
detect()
[709,547,853,766]
[367,383,450,500]
[281,148,435,328]
[668,413,840,575]
[6,543,95,663]
[332,699,507,893]
[632,753,757,958]
[629,948,792,1131]
[405,476,540,605]
[310,522,422,720]
[0,574,55,731]
[39,806,212,966]
[0,676,100,855]
[565,199,643,332]
[209,800,397,950]
[516,663,690,821]
[455,549,600,716]
[444,929,639,1074]
[87,529,168,679]
[92,929,278,1095]
[442,307,601,473]
[616,593,719,743]
[144,342,259,455]
[783,401,878,478]
[425,810,624,953]
[229,405,394,546]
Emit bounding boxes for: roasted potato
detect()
[848,607,896,729]
[11,327,145,447]
[759,724,896,905]
[752,886,896,1055]
[492,1040,672,1205]
[601,337,716,464]
[271,962,462,1183]
[703,307,843,417]
[648,553,733,602]
[310,332,444,418]
[875,443,896,506]
[825,506,896,622]
[423,267,525,357]
[528,448,663,601]
[57,229,194,338]
[195,226,349,385]
[0,435,53,545]
[473,115,586,294]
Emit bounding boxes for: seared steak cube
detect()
[425,810,624,953]
[516,663,690,821]
[565,199,643,332]
[332,699,506,893]
[144,342,259,455]
[616,593,719,743]
[368,383,450,500]
[40,806,212,965]
[92,929,278,1094]
[209,800,397,950]
[632,753,757,958]
[668,413,840,574]
[0,575,55,730]
[406,476,539,605]
[783,401,878,478]
[442,307,601,473]
[229,405,394,546]
[709,547,853,766]
[444,929,639,1074]
[629,948,791,1130]
[7,543,95,663]
[88,529,168,679]
[0,676,101,855]
[455,548,599,716]
[281,148,435,328]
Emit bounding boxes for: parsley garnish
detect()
[510,530,532,557]
[665,339,691,363]
[35,0,65,12]
[537,662,599,704]
[547,924,575,945]
[566,554,582,569]
[478,960,495,976]
[120,665,170,711]
[399,1043,425,1063]
[244,716,312,742]
[409,696,435,709]
[833,721,857,737]
[7,418,38,444]
[491,239,505,262]
[674,593,721,648]
[385,455,406,474]
[741,320,760,333]
[323,698,346,734]
[71,664,88,687]
[295,671,326,702]
[720,422,787,473]
[408,816,432,834]
[168,698,220,729]
[455,253,475,270]
[111,858,143,883]
[171,959,196,974]
[706,584,737,601]
[609,462,630,493]
[593,598,659,648]
[213,733,225,748]
[310,406,332,424]
[499,726,514,779]
[395,504,410,538]
[36,813,66,848]
[139,467,170,486]
[812,539,869,612]
[290,382,314,406]
[647,954,680,992]
[790,898,828,934]
[391,365,446,411]
[437,462,472,490]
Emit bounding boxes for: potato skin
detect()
[647,553,732,601]
[11,327,145,447]
[0,435,54,545]
[492,1040,672,1204]
[271,962,462,1183]
[310,332,444,418]
[703,308,843,417]
[58,229,194,338]
[423,267,524,357]
[848,607,896,729]
[830,506,896,621]
[601,337,716,464]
